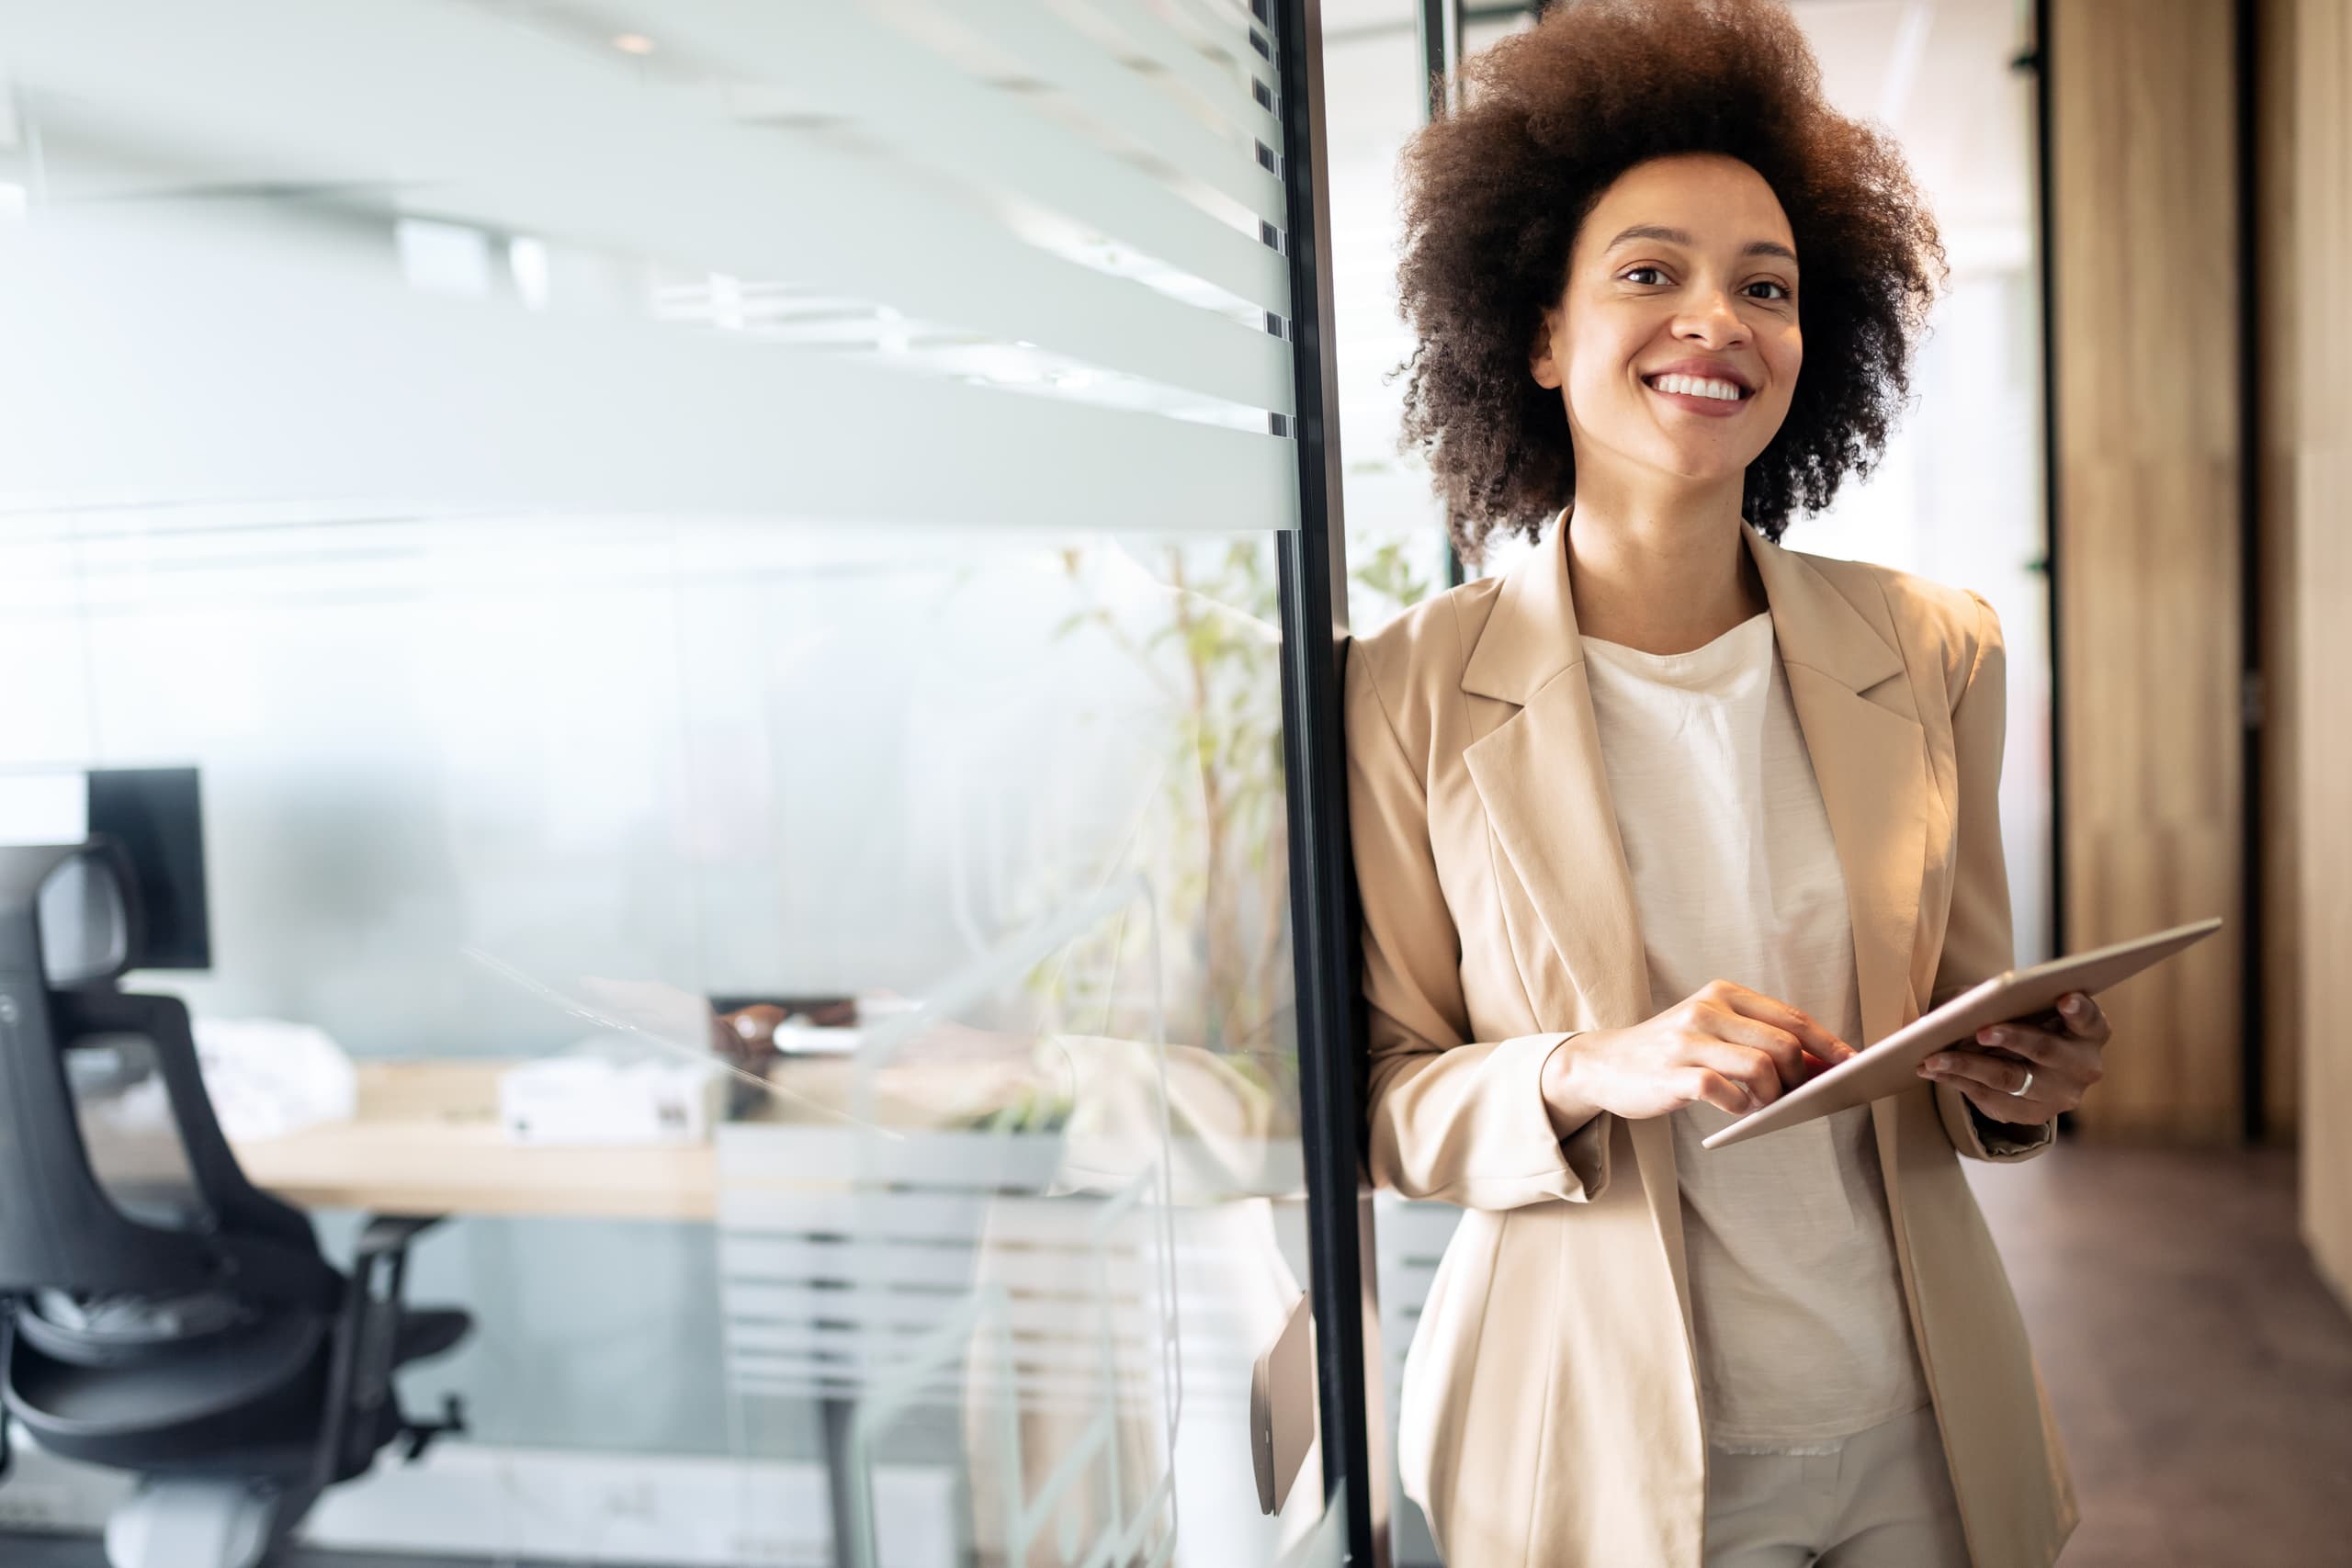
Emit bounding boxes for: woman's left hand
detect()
[1916,989,2111,1126]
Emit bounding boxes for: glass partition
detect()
[0,2,1350,1562]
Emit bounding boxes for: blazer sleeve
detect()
[1928,592,2056,1163]
[1345,639,1614,1208]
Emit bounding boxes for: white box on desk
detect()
[498,1038,726,1145]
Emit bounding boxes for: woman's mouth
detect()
[1644,372,1755,417]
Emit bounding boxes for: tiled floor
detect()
[10,1143,2350,1566]
[1969,1141,2352,1567]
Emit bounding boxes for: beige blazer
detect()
[1344,520,2079,1567]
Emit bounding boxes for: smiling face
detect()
[1530,152,1803,501]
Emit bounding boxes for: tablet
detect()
[1699,916,2224,1151]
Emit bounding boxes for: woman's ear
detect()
[1529,305,1564,390]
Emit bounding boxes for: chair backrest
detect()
[0,842,335,1310]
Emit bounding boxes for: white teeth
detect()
[1649,373,1745,401]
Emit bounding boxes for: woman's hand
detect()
[1543,979,1858,1133]
[1916,989,2111,1126]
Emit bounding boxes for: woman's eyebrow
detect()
[1604,223,1799,265]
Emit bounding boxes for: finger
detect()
[1948,1075,2055,1126]
[2056,990,2111,1042]
[2006,994,2104,1042]
[1689,1006,1811,1090]
[1680,1066,1760,1117]
[1919,1055,2056,1123]
[1706,981,1858,1063]
[1919,1048,2041,1100]
[1972,1026,2105,1094]
[1688,1040,1786,1110]
[1969,1022,2075,1066]
[1798,1046,1844,1080]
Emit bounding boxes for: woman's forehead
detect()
[1580,154,1796,256]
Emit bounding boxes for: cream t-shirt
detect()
[1582,610,1930,1450]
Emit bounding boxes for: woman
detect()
[1347,2,2103,1563]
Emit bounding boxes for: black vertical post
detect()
[1418,0,1462,120]
[1419,0,1468,591]
[1269,0,1382,1560]
[2027,0,2069,989]
[2232,0,2266,1144]
[2022,0,2079,1128]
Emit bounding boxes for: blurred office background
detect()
[0,1,2346,1566]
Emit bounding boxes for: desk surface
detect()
[229,1061,718,1221]
[228,1055,1034,1222]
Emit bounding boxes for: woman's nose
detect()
[1676,292,1748,346]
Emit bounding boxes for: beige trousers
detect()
[1703,1404,1974,1567]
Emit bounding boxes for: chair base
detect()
[104,1475,301,1568]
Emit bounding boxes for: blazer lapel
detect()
[1746,528,1938,1280]
[1459,517,1934,1348]
[1461,520,1686,1336]
[1746,530,1926,1055]
[1460,524,1650,1035]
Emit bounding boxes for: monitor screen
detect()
[0,766,211,971]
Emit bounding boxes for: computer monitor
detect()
[0,766,210,971]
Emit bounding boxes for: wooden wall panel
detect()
[2279,0,2352,1305]
[2049,0,2245,1144]
[2255,0,2301,1146]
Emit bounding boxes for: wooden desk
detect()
[229,1060,720,1221]
[227,1055,1036,1221]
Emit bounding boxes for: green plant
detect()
[1034,532,1441,1081]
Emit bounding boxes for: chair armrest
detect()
[311,1211,447,1495]
[1,1299,16,1483]
[355,1214,446,1264]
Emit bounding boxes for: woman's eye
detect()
[1621,268,1790,301]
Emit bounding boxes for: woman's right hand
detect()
[1541,979,1858,1134]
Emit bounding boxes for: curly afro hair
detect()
[1396,0,1947,559]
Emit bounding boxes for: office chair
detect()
[0,840,469,1568]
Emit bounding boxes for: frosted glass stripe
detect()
[726,1342,1163,1390]
[0,1,1294,412]
[661,2,1288,314]
[1079,0,1281,140]
[722,1188,1159,1242]
[972,0,1287,229]
[727,1287,1150,1339]
[720,1238,982,1292]
[727,1363,1161,1409]
[1162,0,1281,84]
[725,1337,1160,1385]
[718,1124,1067,1186]
[0,222,1301,536]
